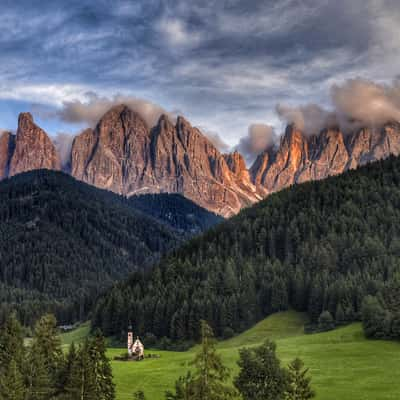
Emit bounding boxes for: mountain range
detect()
[1,105,400,216]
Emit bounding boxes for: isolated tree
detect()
[234,339,288,400]
[190,320,236,400]
[284,358,315,400]
[167,321,236,400]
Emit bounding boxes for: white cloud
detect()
[236,124,277,163]
[276,103,336,135]
[331,78,400,130]
[55,93,176,128]
[0,82,91,106]
[53,132,75,168]
[157,17,203,48]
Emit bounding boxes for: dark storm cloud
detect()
[0,0,399,157]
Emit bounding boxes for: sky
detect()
[0,0,400,164]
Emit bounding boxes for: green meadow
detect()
[61,311,400,400]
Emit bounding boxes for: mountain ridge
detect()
[1,106,400,216]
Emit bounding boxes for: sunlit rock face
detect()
[2,106,400,217]
[9,113,60,177]
[0,131,15,179]
[70,105,261,217]
[250,123,400,195]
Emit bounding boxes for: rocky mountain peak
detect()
[9,112,60,177]
[250,122,400,195]
[18,112,34,127]
[2,106,400,217]
[224,151,247,176]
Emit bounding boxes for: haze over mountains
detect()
[1,104,400,216]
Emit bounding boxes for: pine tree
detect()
[189,320,236,400]
[60,342,82,400]
[167,321,236,400]
[234,339,289,400]
[25,348,53,400]
[284,358,315,400]
[0,359,25,400]
[0,313,24,374]
[86,331,115,400]
[30,314,63,382]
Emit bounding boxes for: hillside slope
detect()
[86,312,400,400]
[0,170,180,325]
[93,155,400,340]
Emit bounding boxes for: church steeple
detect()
[127,324,133,356]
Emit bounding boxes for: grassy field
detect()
[61,311,400,400]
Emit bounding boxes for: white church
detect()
[127,325,144,360]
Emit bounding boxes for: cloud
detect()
[276,78,400,134]
[236,124,277,163]
[198,128,230,152]
[157,17,203,49]
[331,78,400,131]
[55,93,176,128]
[0,0,400,149]
[53,132,75,169]
[276,103,336,135]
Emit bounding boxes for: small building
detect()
[127,325,144,360]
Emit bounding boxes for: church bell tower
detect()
[127,324,133,356]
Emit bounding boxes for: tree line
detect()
[0,313,114,400]
[93,155,400,342]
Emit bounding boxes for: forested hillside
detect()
[0,170,180,326]
[128,193,222,236]
[93,156,400,341]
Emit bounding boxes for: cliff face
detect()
[2,107,400,217]
[250,123,400,194]
[70,105,261,216]
[0,131,15,179]
[9,113,60,177]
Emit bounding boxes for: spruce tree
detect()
[234,339,288,400]
[30,314,63,381]
[86,331,115,400]
[60,342,81,400]
[0,313,24,374]
[0,359,25,400]
[189,320,236,400]
[25,349,53,400]
[284,358,315,400]
[167,321,236,400]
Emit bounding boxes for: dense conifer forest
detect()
[93,155,400,342]
[128,193,223,236]
[0,170,181,326]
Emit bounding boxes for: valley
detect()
[61,311,400,400]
